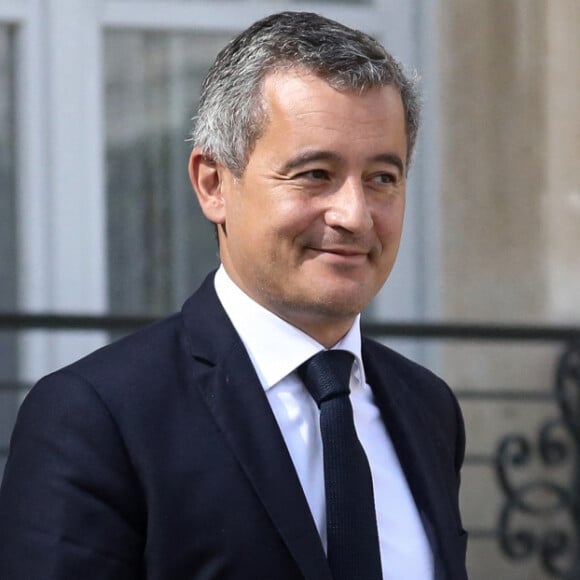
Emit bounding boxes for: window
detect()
[0,1,434,361]
[0,23,17,472]
[105,31,230,313]
[0,25,17,324]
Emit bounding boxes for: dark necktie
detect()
[298,350,383,580]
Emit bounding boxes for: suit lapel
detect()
[363,341,462,580]
[181,274,332,580]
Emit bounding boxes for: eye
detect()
[371,172,397,185]
[296,169,330,181]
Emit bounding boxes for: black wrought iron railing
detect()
[1,313,579,578]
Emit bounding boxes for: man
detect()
[0,11,467,580]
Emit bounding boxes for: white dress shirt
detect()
[214,266,433,579]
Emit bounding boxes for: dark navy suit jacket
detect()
[0,273,468,579]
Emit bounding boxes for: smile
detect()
[309,247,370,264]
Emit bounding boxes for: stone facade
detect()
[437,1,580,578]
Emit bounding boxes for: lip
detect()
[308,247,370,264]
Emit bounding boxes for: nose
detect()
[324,178,373,233]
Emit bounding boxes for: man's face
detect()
[194,70,408,346]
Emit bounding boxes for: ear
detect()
[188,147,227,225]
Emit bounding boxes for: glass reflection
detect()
[0,24,18,481]
[105,31,231,314]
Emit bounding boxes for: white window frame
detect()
[2,0,107,379]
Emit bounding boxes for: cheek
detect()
[273,199,320,237]
[373,207,405,256]
[375,200,404,232]
[223,202,265,261]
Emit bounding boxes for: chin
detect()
[324,279,376,303]
[311,290,371,319]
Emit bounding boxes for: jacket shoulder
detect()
[362,336,465,472]
[68,312,184,381]
[362,336,448,391]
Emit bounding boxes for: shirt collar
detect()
[214,265,365,391]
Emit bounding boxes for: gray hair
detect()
[192,11,421,176]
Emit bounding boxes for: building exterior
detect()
[1,1,579,578]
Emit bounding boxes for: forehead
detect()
[262,67,398,109]
[253,70,407,165]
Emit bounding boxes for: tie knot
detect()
[298,350,355,407]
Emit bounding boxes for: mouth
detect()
[307,247,370,264]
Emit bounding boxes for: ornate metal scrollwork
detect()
[495,342,580,579]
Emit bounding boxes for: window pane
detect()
[105,31,231,314]
[0,24,18,477]
[0,26,17,315]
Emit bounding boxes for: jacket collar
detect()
[181,273,332,580]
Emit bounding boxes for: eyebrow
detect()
[279,150,406,177]
[279,151,341,174]
[370,153,406,177]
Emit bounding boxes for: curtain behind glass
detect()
[0,25,18,473]
[105,31,231,315]
[0,27,16,316]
